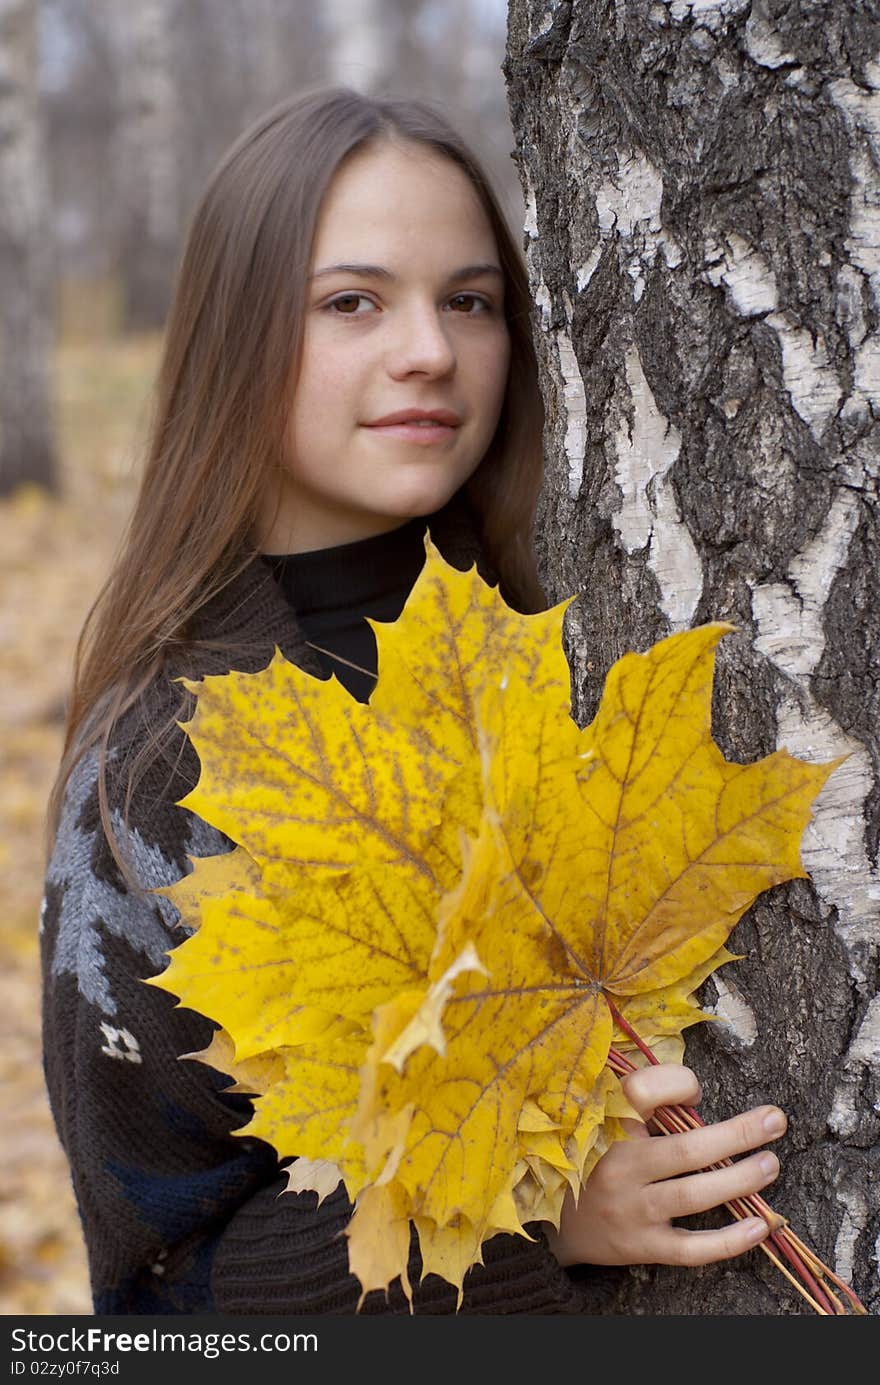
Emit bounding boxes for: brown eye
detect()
[327,293,374,315]
[448,294,489,314]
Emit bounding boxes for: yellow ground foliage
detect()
[0,320,161,1315]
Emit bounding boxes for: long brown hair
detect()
[45,84,547,876]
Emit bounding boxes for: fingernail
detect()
[759,1153,778,1177]
[745,1217,769,1243]
[763,1108,786,1136]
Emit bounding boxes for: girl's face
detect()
[259,138,511,552]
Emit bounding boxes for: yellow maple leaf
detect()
[148,535,838,1309]
[349,623,837,1292]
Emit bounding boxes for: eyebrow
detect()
[309,262,504,283]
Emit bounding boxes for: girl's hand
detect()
[544,1062,787,1268]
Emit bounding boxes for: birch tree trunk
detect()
[322,0,396,95]
[0,0,56,495]
[114,0,180,330]
[505,0,879,1316]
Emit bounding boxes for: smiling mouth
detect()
[363,407,462,428]
[363,420,458,443]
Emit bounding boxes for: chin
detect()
[384,472,472,519]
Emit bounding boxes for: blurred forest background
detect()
[0,0,523,1315]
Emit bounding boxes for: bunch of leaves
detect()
[148,537,864,1314]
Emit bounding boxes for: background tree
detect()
[0,0,56,495]
[113,0,180,330]
[505,0,879,1315]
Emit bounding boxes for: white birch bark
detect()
[113,0,179,329]
[321,0,395,94]
[506,0,879,1315]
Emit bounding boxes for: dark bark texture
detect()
[505,0,879,1315]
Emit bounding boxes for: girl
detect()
[41,85,787,1315]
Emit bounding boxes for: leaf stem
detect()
[602,996,867,1316]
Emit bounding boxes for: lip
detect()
[363,407,462,427]
[363,422,458,445]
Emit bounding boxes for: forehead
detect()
[312,139,497,259]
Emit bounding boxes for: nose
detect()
[385,298,456,379]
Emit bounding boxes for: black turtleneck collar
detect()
[178,488,499,698]
[262,510,433,618]
[257,491,494,703]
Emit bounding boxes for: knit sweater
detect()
[40,489,614,1315]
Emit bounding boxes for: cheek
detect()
[298,340,336,394]
[300,311,364,375]
[293,346,357,424]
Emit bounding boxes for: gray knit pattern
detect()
[45,745,232,1016]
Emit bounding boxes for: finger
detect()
[637,1105,787,1182]
[647,1150,780,1223]
[621,1063,702,1119]
[657,1215,771,1268]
